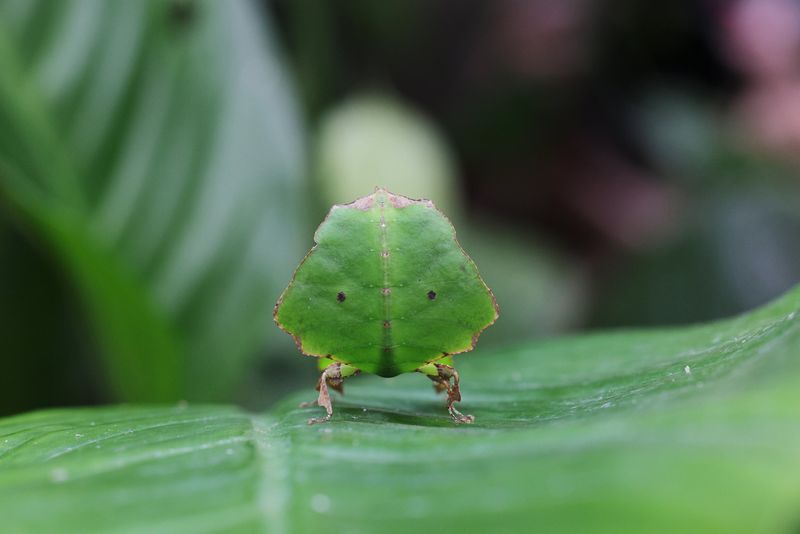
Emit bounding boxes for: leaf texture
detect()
[1,286,799,533]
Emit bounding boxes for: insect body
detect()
[274,188,498,424]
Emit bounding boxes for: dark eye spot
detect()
[337,292,346,302]
[427,290,437,300]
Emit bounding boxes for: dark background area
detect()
[1,0,799,416]
[270,0,800,324]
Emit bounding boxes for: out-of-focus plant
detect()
[314,94,459,215]
[592,92,800,327]
[0,0,306,410]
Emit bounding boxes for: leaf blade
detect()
[1,286,799,532]
[0,0,307,401]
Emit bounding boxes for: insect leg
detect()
[417,362,475,424]
[306,362,360,425]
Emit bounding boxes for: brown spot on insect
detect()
[381,250,390,258]
[427,290,437,300]
[387,191,434,209]
[383,321,391,328]
[343,195,374,210]
[382,287,391,296]
[337,292,346,302]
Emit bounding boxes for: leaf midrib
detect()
[248,415,290,534]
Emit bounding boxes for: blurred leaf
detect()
[461,217,586,343]
[0,0,306,401]
[0,210,97,413]
[1,285,799,532]
[314,93,459,216]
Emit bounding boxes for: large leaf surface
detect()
[0,0,305,401]
[1,287,799,532]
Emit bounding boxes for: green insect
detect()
[274,188,499,424]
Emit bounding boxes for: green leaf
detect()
[0,1,306,401]
[2,286,799,532]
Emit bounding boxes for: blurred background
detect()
[1,0,799,416]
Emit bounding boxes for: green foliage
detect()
[1,285,798,533]
[274,189,498,377]
[0,0,306,402]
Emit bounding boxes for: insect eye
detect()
[337,292,346,302]
[427,290,437,300]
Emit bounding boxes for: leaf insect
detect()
[274,188,499,424]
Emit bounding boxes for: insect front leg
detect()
[305,361,360,425]
[417,362,475,424]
